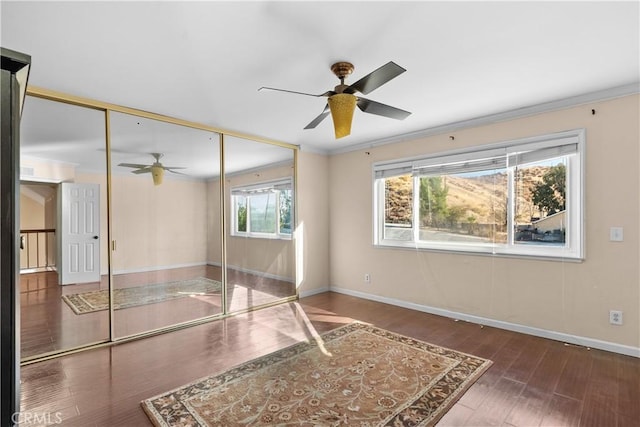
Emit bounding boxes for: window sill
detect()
[231,233,292,241]
[374,241,584,263]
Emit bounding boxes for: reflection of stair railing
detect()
[20,229,56,272]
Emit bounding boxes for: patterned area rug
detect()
[142,322,492,426]
[62,277,221,314]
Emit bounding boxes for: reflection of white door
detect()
[58,183,100,285]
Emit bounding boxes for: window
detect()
[231,178,293,239]
[374,130,584,260]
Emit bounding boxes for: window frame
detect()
[373,129,585,260]
[230,177,293,240]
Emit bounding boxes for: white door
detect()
[58,182,100,285]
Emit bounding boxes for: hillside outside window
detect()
[231,178,292,239]
[374,130,584,260]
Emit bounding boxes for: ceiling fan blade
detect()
[161,166,187,170]
[118,163,149,169]
[259,87,335,98]
[132,167,152,174]
[357,97,411,120]
[345,61,406,95]
[166,168,188,175]
[304,104,331,129]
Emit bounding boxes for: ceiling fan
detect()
[118,153,186,186]
[259,61,411,139]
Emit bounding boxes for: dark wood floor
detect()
[20,268,295,358]
[19,292,639,426]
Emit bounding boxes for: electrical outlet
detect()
[609,310,623,325]
[364,273,371,284]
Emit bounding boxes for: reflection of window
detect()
[231,178,292,239]
[374,130,584,259]
[235,195,247,232]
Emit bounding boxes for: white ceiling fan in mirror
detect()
[118,152,186,186]
[108,111,221,182]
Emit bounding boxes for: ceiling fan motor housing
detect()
[331,62,354,82]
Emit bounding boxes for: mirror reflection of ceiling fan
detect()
[259,61,411,139]
[118,153,186,186]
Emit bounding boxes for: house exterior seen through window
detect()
[232,178,292,239]
[374,130,584,260]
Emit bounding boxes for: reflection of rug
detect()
[62,277,221,315]
[142,322,492,426]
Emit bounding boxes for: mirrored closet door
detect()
[19,90,298,361]
[109,112,222,338]
[224,136,296,313]
[19,96,110,358]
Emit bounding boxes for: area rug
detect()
[62,277,221,314]
[141,322,492,426]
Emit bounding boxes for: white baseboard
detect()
[112,262,208,276]
[206,261,294,283]
[109,261,292,283]
[299,286,331,298]
[329,286,640,358]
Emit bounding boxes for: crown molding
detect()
[328,82,640,156]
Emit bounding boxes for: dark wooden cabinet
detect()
[1,47,30,426]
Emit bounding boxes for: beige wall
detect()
[20,193,45,269]
[43,191,56,230]
[110,174,209,273]
[297,151,330,294]
[20,193,44,229]
[328,94,639,350]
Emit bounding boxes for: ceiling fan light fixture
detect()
[328,93,357,139]
[260,61,409,138]
[151,165,164,186]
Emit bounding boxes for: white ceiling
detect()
[2,1,639,156]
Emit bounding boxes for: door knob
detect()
[93,236,99,240]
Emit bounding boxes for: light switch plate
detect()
[610,227,623,242]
